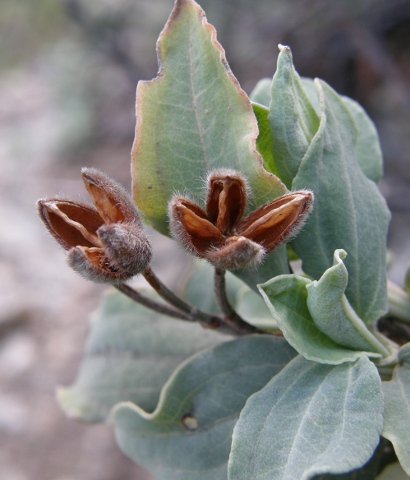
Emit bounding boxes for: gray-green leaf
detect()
[259,274,374,364]
[291,79,390,324]
[57,290,225,422]
[269,45,320,188]
[112,336,297,480]
[342,96,383,184]
[300,78,383,184]
[228,355,384,480]
[306,249,388,356]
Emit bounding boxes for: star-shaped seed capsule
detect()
[38,168,152,284]
[168,169,313,270]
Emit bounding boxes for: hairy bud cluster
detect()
[38,168,152,284]
[168,169,314,270]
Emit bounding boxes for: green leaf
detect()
[268,46,390,323]
[300,77,320,112]
[300,77,383,184]
[252,102,279,176]
[228,355,384,480]
[269,45,320,188]
[112,336,297,480]
[132,0,286,235]
[342,96,383,184]
[306,249,388,356]
[249,78,271,107]
[382,347,410,475]
[57,290,225,422]
[259,274,373,364]
[291,79,391,324]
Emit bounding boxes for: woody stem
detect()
[143,266,235,334]
[116,284,192,321]
[213,268,265,335]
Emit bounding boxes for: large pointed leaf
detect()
[342,96,383,184]
[269,45,320,188]
[259,274,377,364]
[382,344,410,475]
[306,249,389,356]
[291,79,390,324]
[112,336,297,480]
[300,78,383,184]
[57,290,225,422]
[228,355,384,480]
[132,0,286,235]
[267,46,390,323]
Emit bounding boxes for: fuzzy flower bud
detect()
[38,168,152,284]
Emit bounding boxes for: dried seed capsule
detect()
[38,169,152,284]
[168,169,314,270]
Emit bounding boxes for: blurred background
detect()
[1,0,409,479]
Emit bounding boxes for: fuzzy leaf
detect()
[268,46,390,323]
[269,45,320,188]
[306,249,388,356]
[112,336,297,480]
[300,78,383,184]
[132,0,286,235]
[342,96,383,184]
[382,345,410,475]
[57,290,225,422]
[290,79,390,324]
[228,355,384,480]
[259,274,373,364]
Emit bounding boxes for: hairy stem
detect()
[214,268,265,335]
